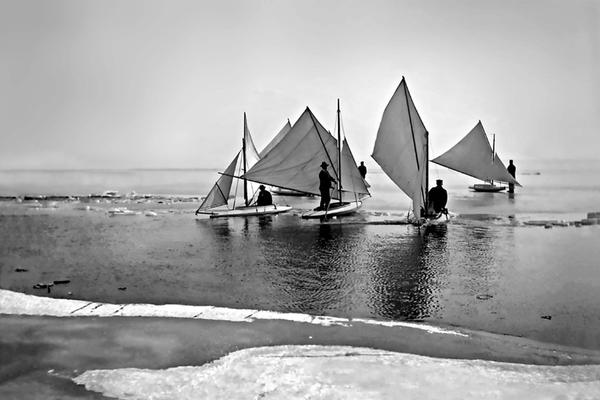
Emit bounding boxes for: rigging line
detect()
[402,79,420,172]
[307,108,339,180]
[218,172,317,197]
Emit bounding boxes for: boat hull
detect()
[301,201,362,219]
[470,183,506,192]
[199,205,292,218]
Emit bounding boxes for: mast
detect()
[243,113,248,206]
[337,98,342,204]
[402,77,426,213]
[491,133,495,185]
[425,130,429,215]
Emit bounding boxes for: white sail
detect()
[338,138,370,198]
[431,121,521,186]
[243,107,343,197]
[372,78,428,219]
[259,120,292,158]
[197,152,240,211]
[243,113,260,170]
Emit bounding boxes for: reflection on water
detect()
[196,216,458,322]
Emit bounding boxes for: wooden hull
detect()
[470,183,506,192]
[199,205,292,218]
[301,201,362,219]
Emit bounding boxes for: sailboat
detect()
[195,113,292,218]
[242,102,370,219]
[431,121,521,192]
[372,77,447,225]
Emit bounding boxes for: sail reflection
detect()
[364,225,449,321]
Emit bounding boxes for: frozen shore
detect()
[2,290,600,399]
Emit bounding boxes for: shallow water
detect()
[1,160,600,351]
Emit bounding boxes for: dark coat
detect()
[256,190,272,206]
[507,164,516,178]
[319,169,336,191]
[428,186,448,213]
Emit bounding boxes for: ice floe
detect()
[0,289,467,336]
[73,345,600,400]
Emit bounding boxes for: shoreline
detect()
[2,289,600,398]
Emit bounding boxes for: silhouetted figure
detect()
[428,179,448,214]
[255,185,272,206]
[358,161,367,179]
[319,161,336,210]
[507,160,516,193]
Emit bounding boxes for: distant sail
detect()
[372,78,428,219]
[431,121,521,186]
[338,138,370,198]
[197,152,240,211]
[259,120,292,158]
[243,107,368,199]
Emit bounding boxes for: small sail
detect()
[244,113,260,169]
[259,120,292,158]
[431,121,521,186]
[242,107,341,197]
[338,138,370,198]
[197,152,240,211]
[372,78,428,219]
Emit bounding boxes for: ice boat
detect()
[195,113,292,218]
[371,77,449,225]
[431,121,521,192]
[242,102,370,219]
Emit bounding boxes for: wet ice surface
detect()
[2,162,600,352]
[73,345,600,400]
[1,197,600,350]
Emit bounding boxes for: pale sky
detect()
[1,0,598,169]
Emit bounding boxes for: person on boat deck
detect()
[255,185,272,206]
[358,161,367,179]
[319,161,336,210]
[428,179,448,214]
[507,160,516,193]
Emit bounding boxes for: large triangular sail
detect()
[196,152,240,212]
[431,121,521,186]
[242,108,342,197]
[372,77,428,219]
[259,120,292,158]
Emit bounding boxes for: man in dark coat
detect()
[358,161,367,179]
[428,179,448,214]
[507,160,516,193]
[319,161,336,210]
[256,185,272,206]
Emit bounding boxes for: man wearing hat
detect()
[428,179,448,214]
[319,161,336,210]
[255,184,272,206]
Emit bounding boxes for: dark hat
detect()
[436,179,443,184]
[259,185,265,190]
[321,162,328,168]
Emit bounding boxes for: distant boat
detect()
[431,121,521,192]
[243,102,370,219]
[195,113,292,218]
[372,77,448,225]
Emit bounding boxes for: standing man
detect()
[428,179,448,215]
[319,161,336,210]
[358,161,367,180]
[507,160,516,193]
